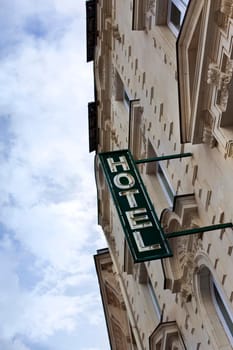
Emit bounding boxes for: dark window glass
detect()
[170,2,181,30]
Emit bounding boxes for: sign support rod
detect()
[135,153,192,164]
[166,222,233,239]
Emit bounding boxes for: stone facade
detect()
[94,249,138,349]
[88,0,233,349]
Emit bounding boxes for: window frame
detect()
[148,278,161,320]
[114,69,131,110]
[167,0,189,36]
[157,162,175,206]
[132,0,147,30]
[146,140,175,207]
[210,276,233,346]
[196,264,233,348]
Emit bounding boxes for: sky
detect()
[0,1,110,349]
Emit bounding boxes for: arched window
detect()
[198,266,233,347]
[210,275,233,345]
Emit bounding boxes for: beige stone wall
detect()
[94,249,138,350]
[92,0,233,349]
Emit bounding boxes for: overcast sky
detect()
[0,1,109,349]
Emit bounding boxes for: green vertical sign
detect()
[98,149,172,262]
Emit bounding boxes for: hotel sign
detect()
[98,150,172,262]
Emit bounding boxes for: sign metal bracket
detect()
[166,223,233,239]
[135,152,192,164]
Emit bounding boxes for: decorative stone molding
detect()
[163,231,202,301]
[161,194,198,229]
[220,0,233,18]
[207,60,233,89]
[221,58,233,110]
[129,100,143,159]
[215,1,233,29]
[202,111,217,148]
[112,24,121,42]
[94,250,136,350]
[132,0,147,30]
[149,321,186,350]
[145,0,156,30]
[207,63,222,88]
[207,11,233,157]
[111,128,119,144]
[161,195,202,302]
[215,10,228,29]
[105,282,123,308]
[207,60,233,112]
[147,0,156,15]
[177,0,209,144]
[133,262,148,284]
[225,139,233,157]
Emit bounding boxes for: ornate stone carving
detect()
[215,0,233,30]
[225,140,233,157]
[147,0,156,15]
[219,87,229,111]
[95,250,136,350]
[202,111,217,148]
[207,60,233,111]
[112,24,121,42]
[220,0,233,18]
[207,63,221,87]
[161,195,202,302]
[220,59,233,111]
[215,10,228,29]
[215,0,233,29]
[179,235,203,302]
[144,0,156,31]
[202,125,217,147]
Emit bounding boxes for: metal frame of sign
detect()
[98,149,172,262]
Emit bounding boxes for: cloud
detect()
[0,338,31,350]
[0,237,104,342]
[0,0,108,349]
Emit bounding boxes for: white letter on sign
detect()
[133,231,161,252]
[126,208,152,229]
[107,156,129,173]
[119,189,139,208]
[114,173,135,189]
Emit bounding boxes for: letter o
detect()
[113,172,135,189]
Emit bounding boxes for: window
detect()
[211,277,233,345]
[177,0,207,144]
[198,266,233,347]
[157,163,174,205]
[114,70,130,109]
[124,240,134,275]
[123,90,130,110]
[149,322,186,350]
[146,140,175,206]
[132,0,189,34]
[129,100,143,160]
[167,0,189,36]
[148,278,161,319]
[115,70,124,101]
[132,0,147,30]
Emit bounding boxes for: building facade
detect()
[87,0,233,349]
[94,249,138,349]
